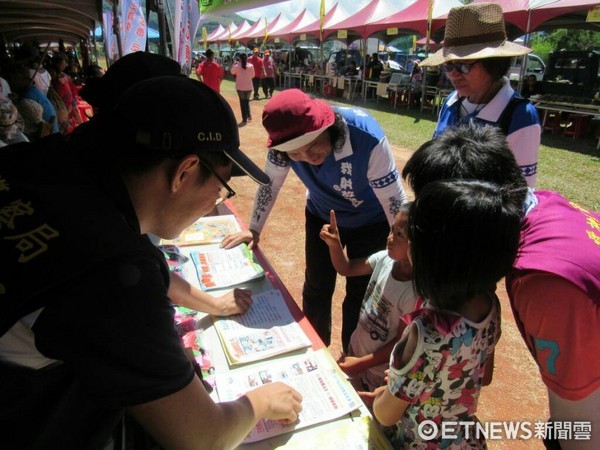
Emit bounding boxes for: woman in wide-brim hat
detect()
[421,2,541,188]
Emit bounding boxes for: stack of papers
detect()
[215,348,363,443]
[190,243,264,291]
[213,290,311,366]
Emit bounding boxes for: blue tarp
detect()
[94,25,159,39]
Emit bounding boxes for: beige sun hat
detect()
[420,3,531,67]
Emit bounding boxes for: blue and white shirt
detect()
[434,78,540,187]
[249,106,408,231]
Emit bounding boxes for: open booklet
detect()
[213,289,312,366]
[271,416,393,450]
[215,348,363,444]
[162,214,241,246]
[190,243,264,291]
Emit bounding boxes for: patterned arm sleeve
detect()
[387,322,429,404]
[506,103,541,188]
[248,149,291,233]
[367,136,409,225]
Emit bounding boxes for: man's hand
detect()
[216,288,253,316]
[221,229,260,250]
[245,382,303,423]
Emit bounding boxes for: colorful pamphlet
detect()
[213,289,312,366]
[190,243,264,291]
[272,416,393,449]
[162,214,241,246]
[215,348,363,444]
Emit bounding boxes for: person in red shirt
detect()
[248,48,264,100]
[196,49,224,94]
[262,50,276,99]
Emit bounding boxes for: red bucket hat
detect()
[262,89,335,152]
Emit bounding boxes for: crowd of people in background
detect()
[0,40,100,146]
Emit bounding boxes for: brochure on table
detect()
[215,348,363,444]
[162,214,241,246]
[266,416,393,450]
[169,212,387,448]
[190,243,265,291]
[213,289,312,366]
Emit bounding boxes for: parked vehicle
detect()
[508,54,546,81]
[542,50,600,99]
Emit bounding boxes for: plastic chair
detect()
[436,89,452,115]
[563,114,591,139]
[421,86,439,113]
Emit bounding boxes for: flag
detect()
[319,0,326,41]
[120,0,147,54]
[102,11,118,61]
[263,18,269,46]
[174,0,201,73]
[202,26,208,49]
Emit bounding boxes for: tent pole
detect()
[113,0,123,58]
[421,0,434,113]
[517,13,534,95]
[156,0,169,57]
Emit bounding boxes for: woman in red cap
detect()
[222,89,408,352]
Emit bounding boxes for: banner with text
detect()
[120,0,147,55]
[102,11,119,61]
[175,0,201,74]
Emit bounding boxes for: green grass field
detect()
[221,79,600,211]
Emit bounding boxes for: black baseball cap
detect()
[113,76,269,185]
[80,51,182,111]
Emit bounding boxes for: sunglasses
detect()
[442,61,479,74]
[197,158,236,206]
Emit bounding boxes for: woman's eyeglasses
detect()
[442,61,479,74]
[197,158,236,206]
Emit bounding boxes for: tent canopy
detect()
[0,0,107,43]
[270,8,318,42]
[233,17,267,45]
[366,0,464,37]
[206,24,226,42]
[327,0,414,39]
[244,12,290,41]
[213,22,242,43]
[290,2,351,41]
[469,0,600,34]
[230,19,252,40]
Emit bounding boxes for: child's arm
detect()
[482,350,495,386]
[373,323,418,426]
[319,210,372,277]
[339,319,408,376]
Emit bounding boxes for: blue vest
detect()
[290,107,395,228]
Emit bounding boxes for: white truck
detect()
[508,54,546,81]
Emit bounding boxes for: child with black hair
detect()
[320,204,417,395]
[373,179,523,449]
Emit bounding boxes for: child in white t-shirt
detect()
[320,203,417,395]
